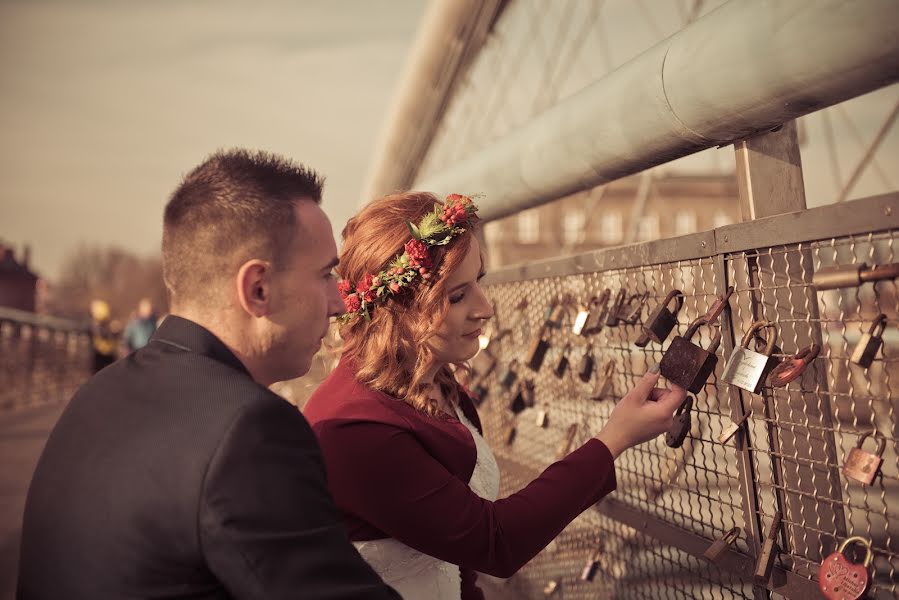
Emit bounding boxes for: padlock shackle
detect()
[867,313,887,336]
[684,317,722,353]
[740,320,777,356]
[722,527,741,544]
[836,536,874,568]
[663,289,685,314]
[856,430,886,455]
[675,395,693,415]
[768,344,820,387]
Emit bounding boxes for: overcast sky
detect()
[0,0,428,279]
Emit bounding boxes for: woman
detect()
[304,192,686,599]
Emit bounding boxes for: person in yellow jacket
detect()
[89,299,118,373]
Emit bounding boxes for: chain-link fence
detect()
[472,194,898,599]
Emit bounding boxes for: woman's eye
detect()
[449,293,465,304]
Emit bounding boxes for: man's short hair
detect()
[162,149,324,307]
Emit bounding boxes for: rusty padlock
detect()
[470,348,497,379]
[659,317,721,394]
[665,396,693,448]
[573,290,610,336]
[850,314,886,368]
[640,290,684,345]
[554,343,572,379]
[526,326,551,372]
[499,359,519,390]
[605,288,627,327]
[818,537,873,599]
[754,511,782,585]
[721,321,780,394]
[620,291,650,325]
[842,431,885,485]
[578,346,595,383]
[703,527,741,563]
[591,359,616,400]
[768,344,820,387]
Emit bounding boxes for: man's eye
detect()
[449,293,465,304]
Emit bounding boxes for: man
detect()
[122,297,158,353]
[18,150,400,599]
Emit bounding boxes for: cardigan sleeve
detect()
[315,418,616,578]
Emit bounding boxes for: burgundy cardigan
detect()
[304,356,617,599]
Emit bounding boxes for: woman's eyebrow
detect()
[448,281,469,293]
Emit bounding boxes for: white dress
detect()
[353,405,501,600]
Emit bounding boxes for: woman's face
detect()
[428,237,494,365]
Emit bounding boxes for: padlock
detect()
[509,385,527,415]
[557,423,578,459]
[665,396,693,448]
[542,579,559,596]
[605,288,627,327]
[754,511,782,585]
[640,290,684,345]
[768,344,820,387]
[591,359,616,400]
[535,407,549,428]
[842,431,885,485]
[703,286,734,325]
[526,327,551,372]
[504,424,517,446]
[634,330,653,348]
[703,527,741,562]
[850,314,886,368]
[813,261,899,290]
[818,536,873,600]
[578,346,595,383]
[659,317,721,393]
[470,349,497,379]
[721,320,780,394]
[521,378,536,408]
[718,409,752,444]
[543,299,566,329]
[554,343,572,379]
[471,383,488,407]
[499,360,519,390]
[620,291,650,325]
[573,290,611,336]
[579,551,601,582]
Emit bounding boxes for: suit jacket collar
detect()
[151,315,251,378]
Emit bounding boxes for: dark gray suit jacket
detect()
[18,315,399,599]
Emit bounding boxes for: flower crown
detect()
[338,194,480,322]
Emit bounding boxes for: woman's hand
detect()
[594,364,687,459]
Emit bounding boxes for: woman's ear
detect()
[235,259,271,318]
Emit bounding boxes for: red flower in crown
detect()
[356,273,376,294]
[337,280,352,298]
[343,294,361,313]
[404,239,433,269]
[440,194,474,227]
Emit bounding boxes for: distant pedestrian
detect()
[122,297,157,353]
[88,299,117,374]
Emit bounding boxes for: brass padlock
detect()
[813,261,899,290]
[526,327,551,372]
[659,317,721,393]
[620,291,650,325]
[554,343,572,379]
[573,290,610,336]
[591,359,616,400]
[640,289,684,345]
[754,511,782,585]
[718,409,752,444]
[703,527,741,562]
[721,321,780,394]
[665,396,692,448]
[577,346,595,383]
[818,536,873,600]
[470,349,497,379]
[557,423,578,459]
[499,359,519,390]
[605,288,626,327]
[850,314,886,368]
[842,431,885,485]
[768,344,820,387]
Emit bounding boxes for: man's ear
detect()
[235,259,272,318]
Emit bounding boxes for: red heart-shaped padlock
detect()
[818,537,873,600]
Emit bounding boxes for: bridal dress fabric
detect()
[353,405,501,600]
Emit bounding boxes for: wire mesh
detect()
[472,227,898,598]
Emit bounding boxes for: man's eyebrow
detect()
[323,257,339,271]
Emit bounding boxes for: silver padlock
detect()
[850,314,886,368]
[721,321,779,394]
[573,290,610,336]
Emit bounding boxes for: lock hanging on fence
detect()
[573,290,610,336]
[768,343,820,387]
[718,409,752,445]
[578,346,595,383]
[703,527,741,563]
[499,360,519,390]
[543,298,566,329]
[659,317,721,393]
[542,580,559,596]
[721,320,780,394]
[591,359,616,400]
[818,536,873,600]
[579,550,604,582]
[619,291,649,325]
[470,348,497,379]
[640,290,684,346]
[605,288,627,327]
[842,431,885,485]
[535,406,549,428]
[754,511,782,585]
[850,314,887,368]
[471,383,488,407]
[812,261,899,290]
[526,326,551,372]
[554,343,572,379]
[665,396,693,448]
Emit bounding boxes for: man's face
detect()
[265,201,343,382]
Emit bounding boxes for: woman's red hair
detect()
[338,191,475,415]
